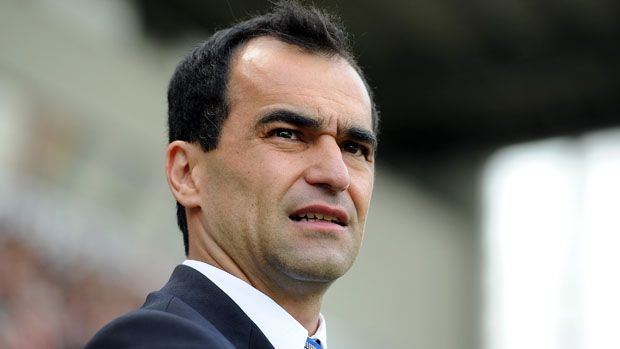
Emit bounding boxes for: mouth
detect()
[288,205,349,227]
[289,212,346,226]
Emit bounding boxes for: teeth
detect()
[294,213,340,224]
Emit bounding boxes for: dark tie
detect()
[305,338,322,349]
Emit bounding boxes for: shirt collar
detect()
[182,260,328,349]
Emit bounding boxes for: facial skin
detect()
[167,37,375,325]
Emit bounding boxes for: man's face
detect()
[194,37,375,287]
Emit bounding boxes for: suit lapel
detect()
[160,265,275,349]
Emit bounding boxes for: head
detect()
[166,1,378,287]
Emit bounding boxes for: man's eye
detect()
[272,128,300,140]
[342,142,368,157]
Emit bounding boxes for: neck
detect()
[275,294,324,335]
[188,232,329,334]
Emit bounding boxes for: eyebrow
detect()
[256,108,377,150]
[346,127,378,151]
[256,110,321,129]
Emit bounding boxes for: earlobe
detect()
[165,141,202,209]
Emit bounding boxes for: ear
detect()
[165,141,203,209]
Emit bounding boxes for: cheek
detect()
[228,152,296,215]
[351,172,374,210]
[203,156,259,218]
[257,150,307,187]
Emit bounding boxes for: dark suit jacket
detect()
[85,265,275,349]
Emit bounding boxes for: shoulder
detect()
[84,306,235,349]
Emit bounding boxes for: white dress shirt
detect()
[182,260,328,349]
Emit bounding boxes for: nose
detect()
[304,136,351,192]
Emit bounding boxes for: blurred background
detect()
[0,0,618,348]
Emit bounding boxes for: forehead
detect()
[226,36,373,130]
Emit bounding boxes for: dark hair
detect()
[168,0,379,255]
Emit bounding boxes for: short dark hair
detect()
[167,0,379,255]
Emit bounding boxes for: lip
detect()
[289,204,350,226]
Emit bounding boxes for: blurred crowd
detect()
[0,230,142,349]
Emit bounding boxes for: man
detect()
[86,1,378,348]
